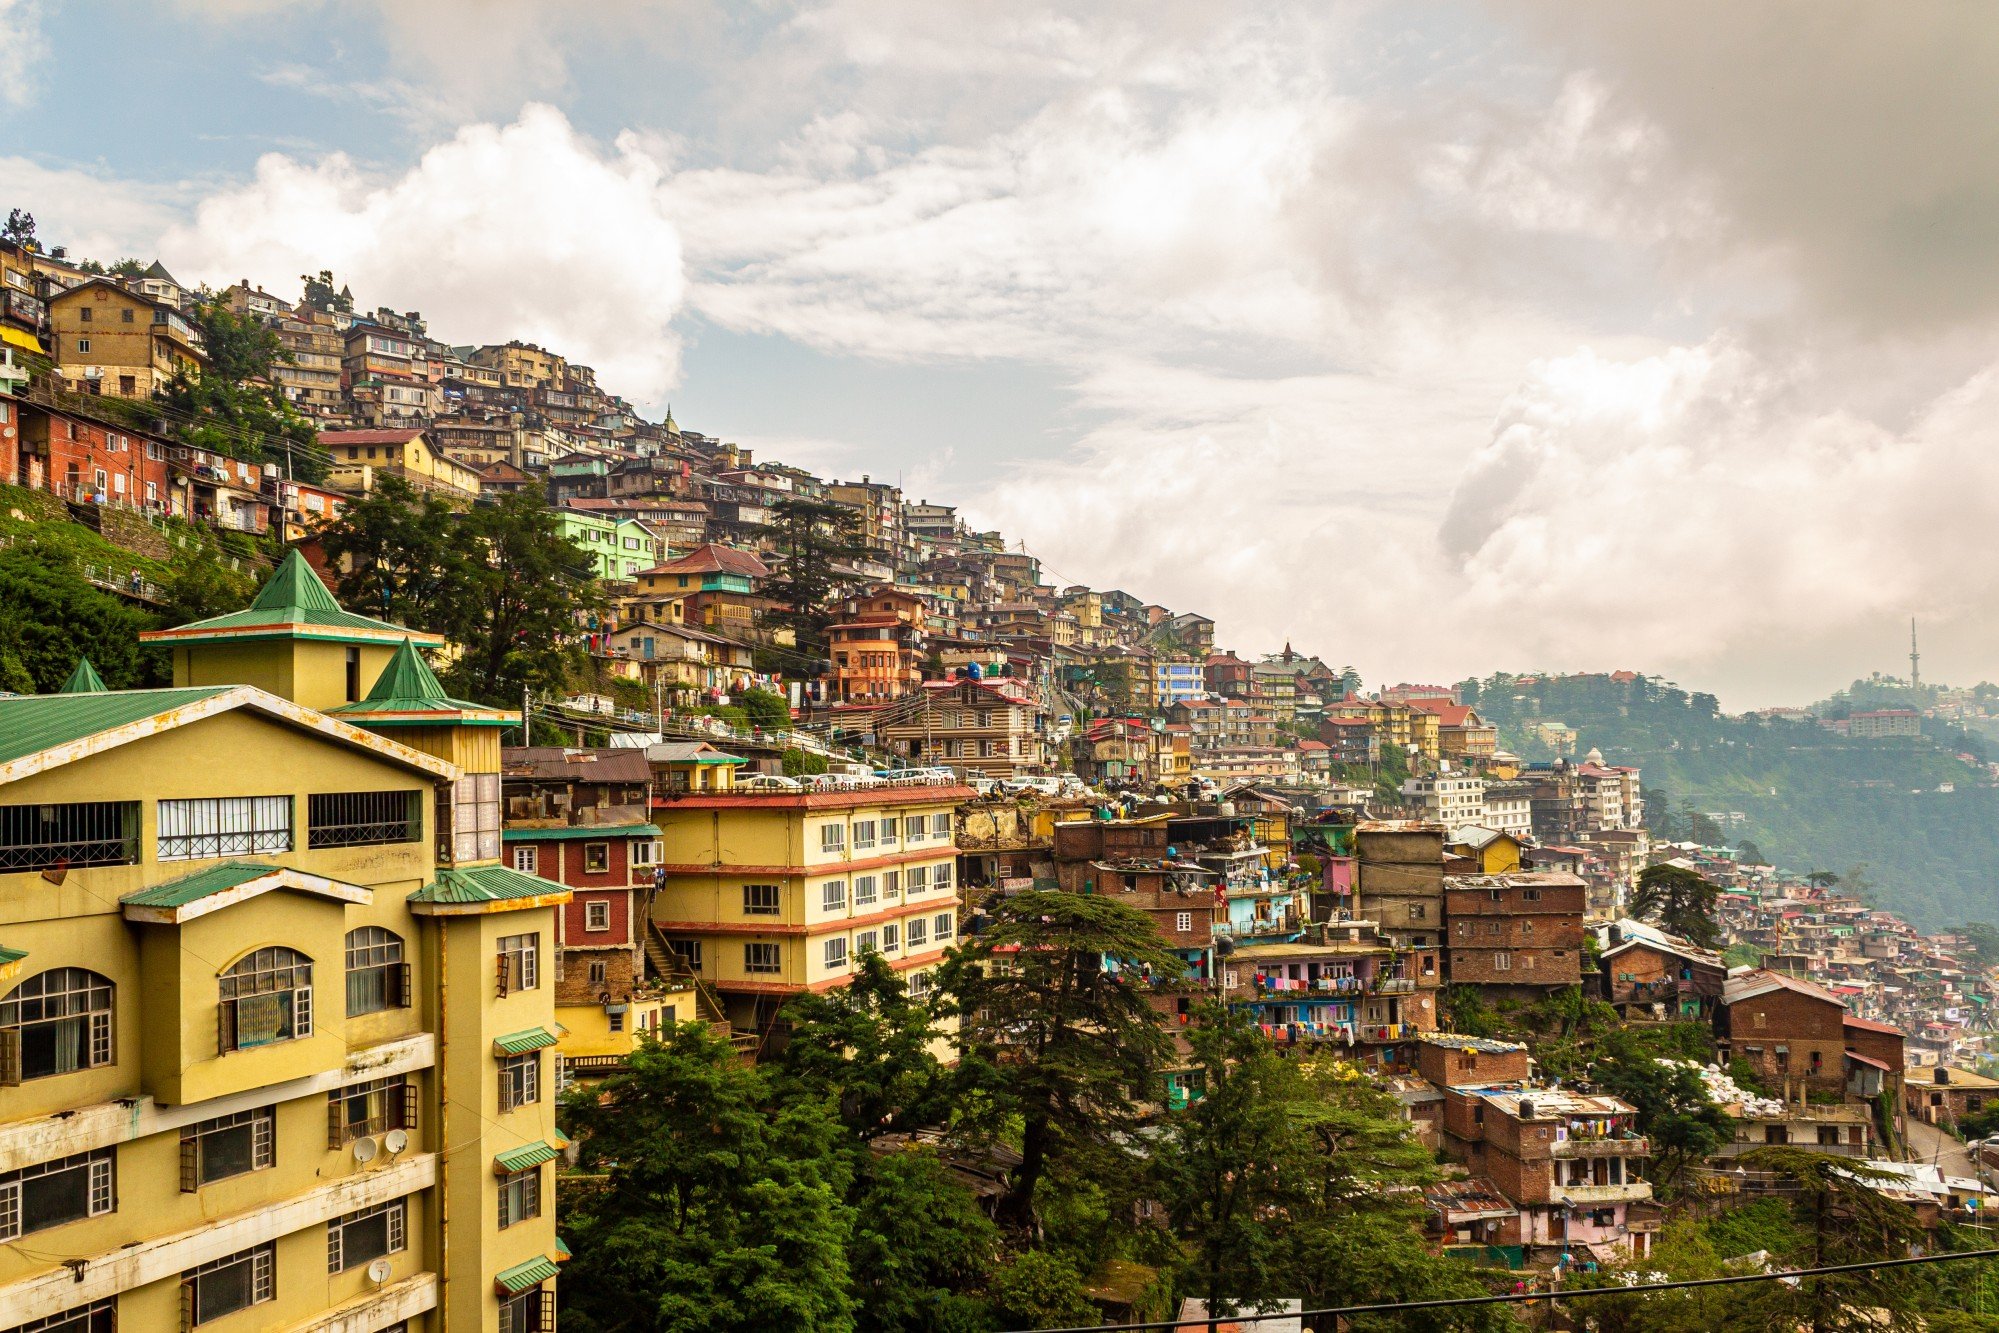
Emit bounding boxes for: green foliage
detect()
[782,747,829,777]
[1630,863,1722,948]
[848,1150,1001,1333]
[984,1251,1095,1329]
[0,541,165,691]
[940,889,1179,1230]
[155,300,327,481]
[1443,985,1506,1038]
[1590,1046,1727,1191]
[3,208,36,249]
[1722,942,1763,969]
[773,951,951,1145]
[1701,1195,1807,1260]
[737,686,793,731]
[758,497,870,661]
[1734,1148,1929,1333]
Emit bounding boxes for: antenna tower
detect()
[1910,617,1921,690]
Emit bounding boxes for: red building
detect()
[14,402,172,510]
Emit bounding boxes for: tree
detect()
[1591,1049,1728,1191]
[559,1024,858,1333]
[1630,863,1721,948]
[1735,839,1766,866]
[4,208,37,250]
[107,257,146,278]
[1804,869,1841,890]
[772,950,951,1145]
[300,269,353,313]
[846,1149,999,1333]
[737,686,793,732]
[984,1251,1095,1329]
[758,497,869,661]
[0,543,164,691]
[155,299,326,480]
[1733,1148,1929,1333]
[319,477,477,628]
[939,889,1179,1231]
[1958,921,1999,970]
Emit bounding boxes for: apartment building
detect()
[0,553,569,1332]
[649,775,975,1049]
[48,278,209,398]
[878,676,1048,779]
[320,428,483,502]
[1402,772,1487,827]
[1443,872,1587,994]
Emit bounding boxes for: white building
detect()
[1401,772,1486,827]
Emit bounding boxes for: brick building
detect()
[1600,922,1727,1020]
[1715,971,1857,1101]
[1443,871,1586,994]
[14,402,171,510]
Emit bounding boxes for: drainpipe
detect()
[436,919,450,1330]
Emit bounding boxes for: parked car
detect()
[736,773,803,792]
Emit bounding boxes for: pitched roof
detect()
[120,861,373,923]
[140,550,445,647]
[643,543,770,579]
[59,657,106,694]
[330,639,513,728]
[0,685,231,767]
[409,864,570,909]
[1723,969,1848,1008]
[502,746,654,783]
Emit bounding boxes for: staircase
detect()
[643,921,759,1056]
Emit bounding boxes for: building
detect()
[553,509,656,582]
[1401,772,1487,827]
[14,403,172,511]
[1848,709,1922,739]
[1443,872,1587,994]
[1715,970,1882,1102]
[1410,701,1499,763]
[320,428,483,501]
[1154,657,1205,708]
[48,278,210,398]
[0,553,570,1332]
[827,586,927,704]
[649,775,975,1049]
[632,544,770,639]
[877,676,1049,779]
[1599,922,1726,1021]
[1905,1065,1999,1129]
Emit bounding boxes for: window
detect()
[819,822,846,853]
[183,1244,274,1326]
[883,870,901,900]
[74,337,89,353]
[0,969,114,1083]
[499,1166,541,1228]
[878,819,898,846]
[630,839,659,868]
[344,647,361,702]
[328,1076,416,1146]
[499,1054,541,1111]
[1408,903,1427,920]
[745,943,782,974]
[853,819,877,851]
[856,929,879,955]
[854,875,879,907]
[0,1150,114,1240]
[1493,952,1512,972]
[583,842,610,874]
[585,901,611,932]
[881,924,901,953]
[1176,911,1194,932]
[669,938,702,969]
[588,959,607,985]
[930,813,952,839]
[824,937,849,970]
[906,865,929,895]
[500,1288,554,1333]
[218,948,313,1051]
[345,927,408,1016]
[181,1107,275,1189]
[907,919,929,949]
[442,774,502,864]
[78,307,91,323]
[743,883,781,916]
[158,796,291,861]
[512,845,538,874]
[0,801,139,871]
[821,880,847,913]
[904,816,925,843]
[309,791,421,848]
[497,934,539,995]
[327,1198,405,1273]
[908,971,934,999]
[934,861,954,892]
[5,1298,115,1333]
[934,912,955,941]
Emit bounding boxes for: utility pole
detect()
[522,683,531,745]
[1910,618,1921,690]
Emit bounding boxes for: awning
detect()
[493,1026,559,1057]
[0,326,44,354]
[494,1255,560,1296]
[1846,1050,1892,1071]
[494,1140,562,1174]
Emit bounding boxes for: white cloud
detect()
[0,157,186,261]
[0,0,47,108]
[160,105,687,404]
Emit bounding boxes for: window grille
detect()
[181,1107,275,1189]
[0,1150,115,1240]
[584,901,611,932]
[158,796,291,861]
[217,948,313,1051]
[742,884,780,916]
[307,791,420,848]
[6,1298,115,1332]
[0,968,114,1084]
[345,927,408,1016]
[182,1243,274,1328]
[0,801,139,871]
[328,1077,416,1146]
[327,1198,405,1272]
[744,943,781,974]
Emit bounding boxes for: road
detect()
[1904,1115,1978,1179]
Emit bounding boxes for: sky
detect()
[6,1,1998,708]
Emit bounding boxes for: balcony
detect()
[1551,1136,1650,1159]
[1553,1181,1653,1205]
[1375,977,1416,994]
[1357,1022,1413,1043]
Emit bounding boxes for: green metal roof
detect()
[501,822,659,842]
[493,1026,559,1057]
[143,550,444,645]
[0,686,234,766]
[410,865,568,905]
[122,861,281,909]
[555,1236,571,1260]
[330,638,512,727]
[59,658,106,694]
[0,946,25,967]
[494,1254,560,1295]
[493,1140,561,1173]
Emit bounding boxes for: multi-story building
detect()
[1409,700,1499,763]
[13,402,172,510]
[1599,921,1726,1021]
[826,586,927,704]
[1153,657,1205,708]
[650,775,974,1049]
[1716,970,1906,1104]
[1481,779,1534,841]
[320,428,483,501]
[877,676,1048,779]
[1401,772,1486,827]
[631,544,769,639]
[1442,871,1587,995]
[48,278,209,398]
[552,509,656,582]
[1223,923,1410,1051]
[0,554,570,1332]
[1353,823,1445,1027]
[1848,709,1922,739]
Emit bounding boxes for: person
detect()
[128,568,142,595]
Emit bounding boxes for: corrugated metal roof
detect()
[501,823,659,842]
[0,687,233,766]
[142,550,443,645]
[122,861,280,908]
[493,1140,561,1173]
[494,1255,559,1295]
[493,1026,559,1057]
[410,865,567,904]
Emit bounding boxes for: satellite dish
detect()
[366,1257,393,1285]
[351,1136,379,1164]
[383,1129,409,1155]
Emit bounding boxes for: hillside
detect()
[1464,672,1999,929]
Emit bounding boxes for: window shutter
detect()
[180,1133,200,1192]
[401,1079,419,1131]
[180,1278,195,1333]
[89,1010,112,1067]
[524,944,538,990]
[0,1180,19,1240]
[327,1092,346,1149]
[393,961,412,1008]
[218,998,237,1053]
[499,1067,516,1114]
[0,1028,19,1086]
[89,1154,114,1215]
[496,953,511,998]
[253,1109,275,1168]
[295,985,312,1038]
[327,1222,343,1274]
[540,1288,558,1330]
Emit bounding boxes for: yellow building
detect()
[48,277,210,398]
[1446,827,1527,875]
[0,553,569,1332]
[320,428,484,501]
[652,779,974,1048]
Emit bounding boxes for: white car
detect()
[736,773,803,792]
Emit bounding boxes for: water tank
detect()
[1518,1099,1537,1119]
[1936,1067,1951,1085]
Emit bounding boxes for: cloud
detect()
[160,104,687,405]
[0,157,187,260]
[0,0,47,108]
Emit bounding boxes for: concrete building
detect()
[48,278,209,399]
[1402,772,1487,827]
[1443,872,1587,994]
[878,676,1049,780]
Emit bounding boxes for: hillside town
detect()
[4,247,1999,1331]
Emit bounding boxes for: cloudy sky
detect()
[7,1,1996,707]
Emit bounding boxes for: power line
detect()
[1004,1247,1999,1333]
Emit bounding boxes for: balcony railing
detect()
[1375,977,1416,994]
[1550,1136,1650,1159]
[1357,1022,1413,1043]
[1552,1181,1653,1205]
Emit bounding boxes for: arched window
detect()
[218,948,313,1052]
[0,968,114,1083]
[344,927,407,1017]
